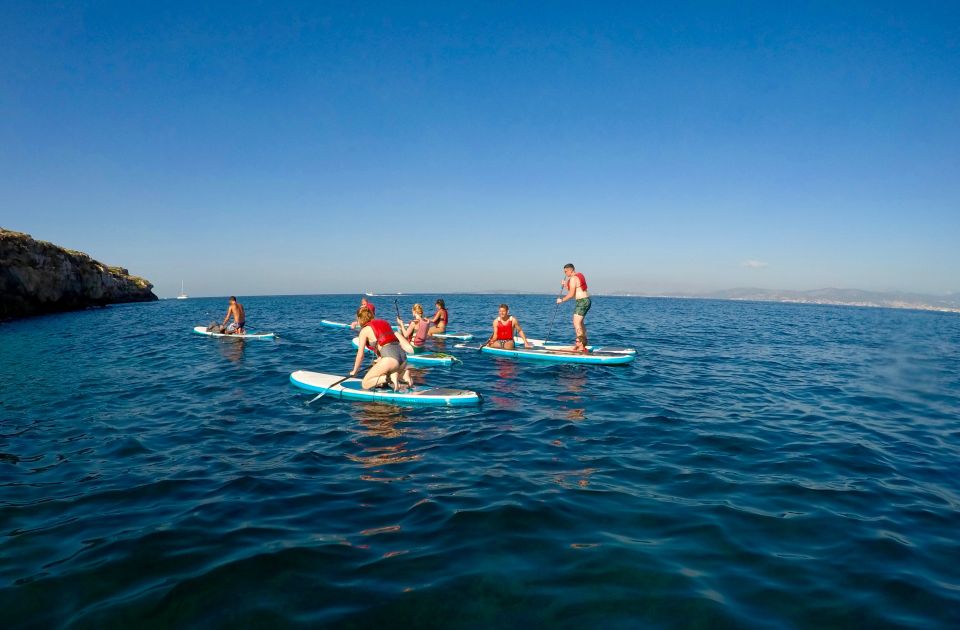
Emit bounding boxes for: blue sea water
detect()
[1,294,959,628]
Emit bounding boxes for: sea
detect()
[1,294,958,628]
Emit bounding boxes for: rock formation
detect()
[0,228,157,321]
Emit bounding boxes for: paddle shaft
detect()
[307,374,353,404]
[544,284,567,342]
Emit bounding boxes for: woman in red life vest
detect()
[396,303,431,354]
[556,263,591,353]
[429,298,448,335]
[349,297,376,329]
[486,304,532,350]
[351,307,413,390]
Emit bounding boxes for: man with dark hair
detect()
[222,296,246,334]
[556,263,591,352]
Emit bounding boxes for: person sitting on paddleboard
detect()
[429,298,448,335]
[396,303,431,354]
[349,297,376,329]
[351,307,413,391]
[221,296,246,334]
[557,263,591,353]
[487,304,532,350]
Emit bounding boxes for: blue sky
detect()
[2,1,958,297]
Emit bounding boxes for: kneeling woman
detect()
[487,304,532,350]
[351,307,413,390]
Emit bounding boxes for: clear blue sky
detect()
[2,1,958,297]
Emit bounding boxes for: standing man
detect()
[556,263,590,352]
[222,296,246,335]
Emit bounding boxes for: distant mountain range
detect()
[609,288,960,313]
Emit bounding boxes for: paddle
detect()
[544,283,567,343]
[306,373,354,404]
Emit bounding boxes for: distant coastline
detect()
[602,288,960,314]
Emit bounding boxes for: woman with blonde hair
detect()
[351,307,413,390]
[396,303,431,354]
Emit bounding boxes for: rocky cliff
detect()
[0,228,158,321]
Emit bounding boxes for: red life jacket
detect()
[495,317,514,340]
[363,302,376,316]
[435,308,448,326]
[567,272,588,291]
[365,319,398,353]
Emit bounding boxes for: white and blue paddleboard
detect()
[351,338,458,366]
[321,319,352,329]
[514,336,636,355]
[455,343,635,365]
[432,331,474,341]
[290,370,481,406]
[193,325,275,339]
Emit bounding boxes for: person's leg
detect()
[362,358,399,389]
[572,313,584,342]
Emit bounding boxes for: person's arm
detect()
[514,317,531,347]
[396,317,411,339]
[557,278,577,304]
[431,311,441,324]
[487,319,498,345]
[222,305,232,326]
[350,331,368,375]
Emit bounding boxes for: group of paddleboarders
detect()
[341,264,591,391]
[345,297,451,391]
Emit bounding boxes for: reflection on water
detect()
[559,366,587,421]
[488,359,520,408]
[552,467,596,489]
[216,338,246,363]
[347,404,421,475]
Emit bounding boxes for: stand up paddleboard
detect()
[351,338,458,366]
[193,326,275,339]
[514,336,636,355]
[290,370,481,406]
[321,319,352,329]
[391,326,473,341]
[431,332,474,341]
[455,343,635,365]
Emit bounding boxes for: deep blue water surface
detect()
[1,295,959,628]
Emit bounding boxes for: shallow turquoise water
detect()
[1,295,959,627]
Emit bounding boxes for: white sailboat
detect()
[177,280,188,300]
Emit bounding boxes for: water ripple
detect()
[1,295,959,626]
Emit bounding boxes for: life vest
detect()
[495,317,514,340]
[435,308,448,326]
[567,272,588,291]
[413,317,430,346]
[363,302,376,316]
[365,319,398,354]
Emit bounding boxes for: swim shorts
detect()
[379,342,407,364]
[574,298,592,317]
